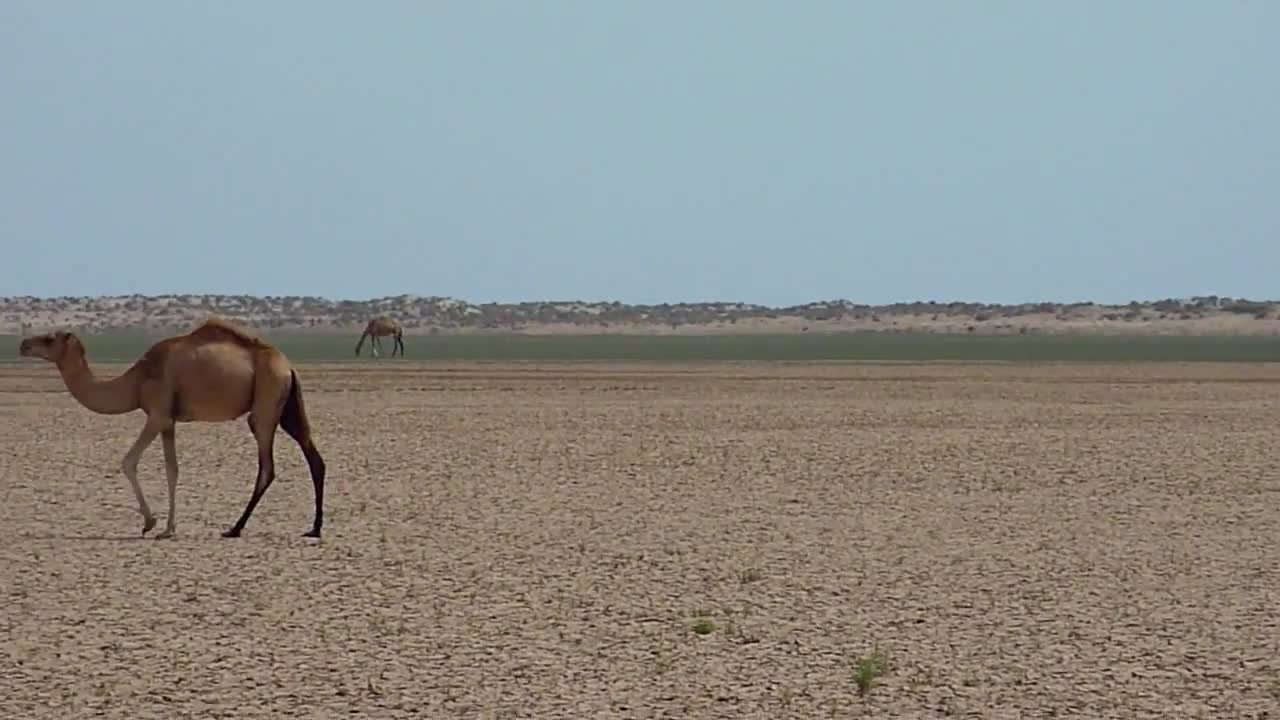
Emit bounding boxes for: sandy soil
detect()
[1,361,1278,718]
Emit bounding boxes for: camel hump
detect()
[186,316,272,349]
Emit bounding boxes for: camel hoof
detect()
[303,528,321,539]
[221,527,242,538]
[141,516,157,535]
[154,529,175,540]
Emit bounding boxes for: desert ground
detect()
[1,360,1277,718]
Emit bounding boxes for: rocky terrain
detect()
[1,293,1277,336]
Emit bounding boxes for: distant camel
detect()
[355,317,405,358]
[18,318,326,539]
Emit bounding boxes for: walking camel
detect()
[17,318,326,539]
[354,316,405,358]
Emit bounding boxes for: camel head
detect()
[18,331,81,363]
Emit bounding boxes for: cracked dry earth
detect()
[1,361,1278,718]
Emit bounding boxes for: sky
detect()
[1,2,1277,306]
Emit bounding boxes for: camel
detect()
[354,316,405,358]
[17,318,326,539]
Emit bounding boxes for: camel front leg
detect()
[121,422,163,535]
[154,427,179,539]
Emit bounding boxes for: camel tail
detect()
[281,370,313,440]
[354,331,368,356]
[279,369,327,538]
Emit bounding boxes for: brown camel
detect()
[17,318,326,539]
[354,316,405,358]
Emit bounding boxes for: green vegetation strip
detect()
[3,332,1279,363]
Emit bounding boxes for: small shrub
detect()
[690,618,715,635]
[854,649,890,697]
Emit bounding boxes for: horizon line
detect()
[1,293,1275,308]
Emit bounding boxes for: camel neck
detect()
[56,350,141,415]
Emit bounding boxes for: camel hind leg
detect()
[222,367,290,538]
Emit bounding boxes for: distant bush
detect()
[1223,301,1269,316]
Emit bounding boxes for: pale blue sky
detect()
[2,2,1276,305]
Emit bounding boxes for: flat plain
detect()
[5,330,1280,363]
[1,360,1278,718]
